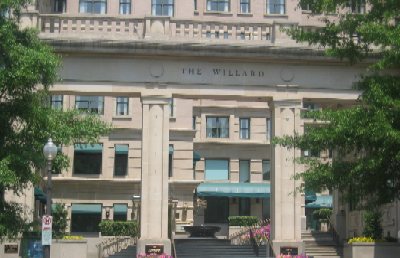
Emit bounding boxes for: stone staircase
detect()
[108,245,136,258]
[302,231,342,258]
[175,238,271,258]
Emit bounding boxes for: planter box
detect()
[229,226,246,238]
[51,239,88,258]
[344,242,400,258]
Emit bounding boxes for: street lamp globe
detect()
[43,138,57,161]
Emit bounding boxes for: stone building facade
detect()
[10,0,399,256]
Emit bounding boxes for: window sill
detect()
[264,14,288,18]
[112,115,132,121]
[237,13,253,17]
[204,11,233,16]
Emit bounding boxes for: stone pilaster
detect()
[271,99,304,255]
[137,93,171,256]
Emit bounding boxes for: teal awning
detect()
[74,144,103,153]
[113,204,127,214]
[306,195,332,209]
[305,189,317,203]
[71,204,102,214]
[34,187,47,202]
[197,183,270,198]
[115,144,128,154]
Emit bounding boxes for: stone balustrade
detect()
[37,14,274,43]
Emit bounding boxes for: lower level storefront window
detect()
[204,197,229,223]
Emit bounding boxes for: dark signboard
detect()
[4,244,18,253]
[280,246,298,255]
[145,244,164,255]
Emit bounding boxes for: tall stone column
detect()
[271,99,304,255]
[137,93,171,256]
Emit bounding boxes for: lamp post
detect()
[43,138,57,258]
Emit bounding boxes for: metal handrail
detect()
[96,236,136,258]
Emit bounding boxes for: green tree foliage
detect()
[362,209,382,240]
[0,1,110,239]
[275,1,400,208]
[52,203,68,239]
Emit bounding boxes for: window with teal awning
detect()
[115,144,128,154]
[74,143,103,153]
[71,204,102,214]
[197,182,270,198]
[71,203,102,232]
[74,144,103,174]
[113,204,128,221]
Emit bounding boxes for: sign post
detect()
[42,215,53,246]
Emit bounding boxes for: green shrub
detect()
[52,203,68,239]
[312,208,332,222]
[228,216,259,226]
[363,210,382,240]
[99,220,138,237]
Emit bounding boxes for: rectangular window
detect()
[206,117,229,138]
[119,0,131,14]
[114,144,128,176]
[239,160,250,183]
[205,159,229,181]
[116,97,129,116]
[204,197,229,223]
[73,144,103,174]
[54,0,66,13]
[267,0,285,15]
[206,0,230,12]
[192,116,196,130]
[348,0,366,14]
[240,0,250,13]
[262,198,270,219]
[194,0,198,11]
[239,118,250,139]
[113,204,128,221]
[262,160,270,181]
[168,98,175,117]
[50,95,63,110]
[169,145,174,177]
[79,0,107,14]
[75,96,104,114]
[266,117,272,140]
[152,0,174,16]
[239,198,251,216]
[71,204,102,232]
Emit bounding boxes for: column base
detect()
[272,240,304,256]
[136,238,171,257]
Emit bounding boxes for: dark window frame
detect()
[206,116,229,138]
[152,0,174,16]
[79,0,107,14]
[75,96,104,115]
[239,118,250,139]
[116,97,129,116]
[206,0,230,12]
[267,0,285,15]
[119,0,131,14]
[240,0,250,13]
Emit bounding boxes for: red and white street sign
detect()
[42,215,53,230]
[42,215,53,246]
